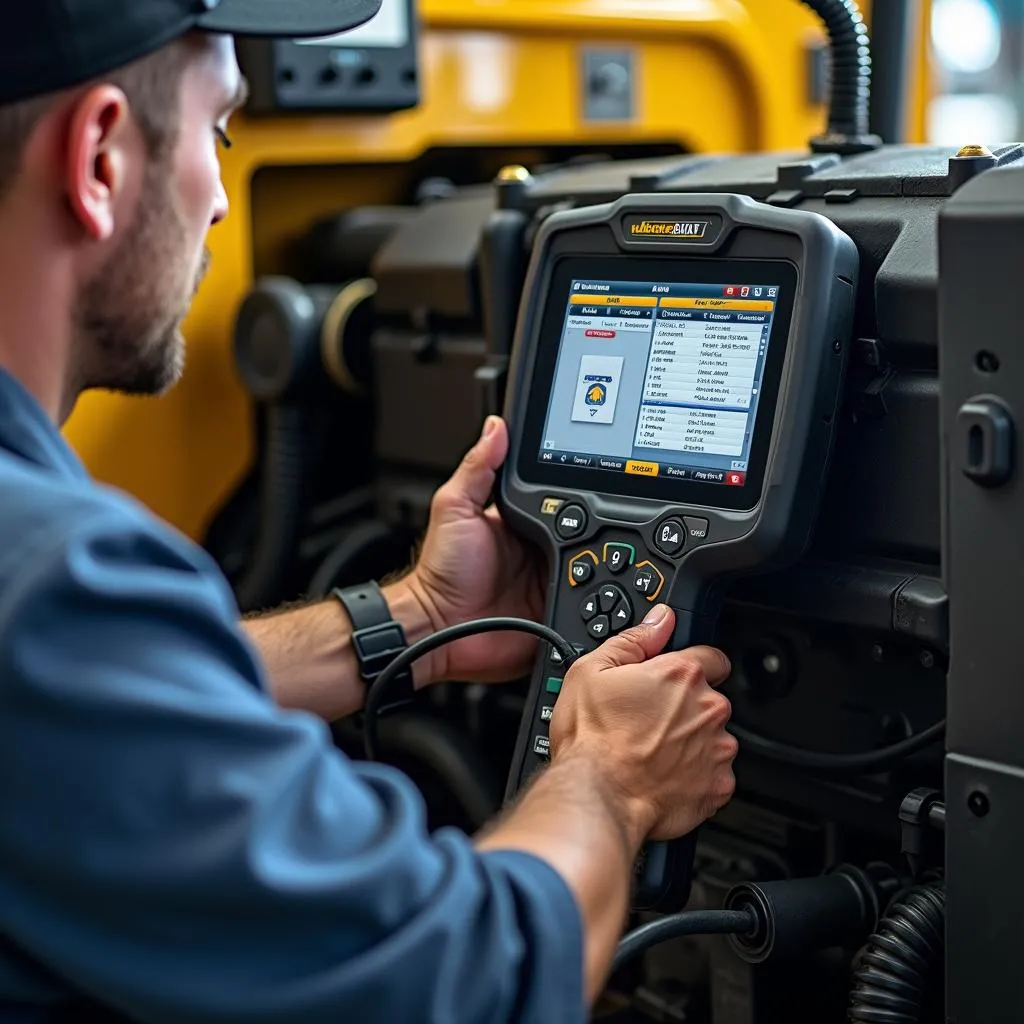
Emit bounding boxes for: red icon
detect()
[727,471,746,487]
[740,286,751,298]
[724,286,738,297]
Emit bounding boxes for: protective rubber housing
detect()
[499,192,859,803]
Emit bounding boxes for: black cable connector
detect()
[613,909,756,973]
[724,864,899,964]
[363,618,579,762]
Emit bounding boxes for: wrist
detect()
[555,746,657,857]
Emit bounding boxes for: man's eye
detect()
[215,127,233,149]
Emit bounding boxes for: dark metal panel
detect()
[940,164,1024,1023]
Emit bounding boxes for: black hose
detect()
[374,716,503,830]
[613,909,756,973]
[730,719,945,775]
[363,619,579,762]
[848,883,945,1023]
[234,404,308,613]
[800,0,879,151]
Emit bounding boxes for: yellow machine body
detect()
[62,0,930,541]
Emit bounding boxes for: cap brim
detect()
[196,0,383,38]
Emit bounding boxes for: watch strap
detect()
[333,582,415,713]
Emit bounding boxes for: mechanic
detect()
[0,2,739,1021]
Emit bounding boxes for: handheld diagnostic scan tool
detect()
[499,193,858,911]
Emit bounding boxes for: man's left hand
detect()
[402,416,548,685]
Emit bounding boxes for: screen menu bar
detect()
[538,448,747,486]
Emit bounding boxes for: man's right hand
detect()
[476,601,739,1005]
[549,602,738,844]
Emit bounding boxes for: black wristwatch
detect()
[333,581,415,713]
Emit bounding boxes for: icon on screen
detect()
[753,287,763,298]
[768,287,778,297]
[726,471,746,487]
[740,286,751,298]
[585,383,608,407]
[724,286,738,297]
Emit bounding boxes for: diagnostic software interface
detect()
[538,279,782,487]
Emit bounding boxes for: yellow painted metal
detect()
[61,0,923,540]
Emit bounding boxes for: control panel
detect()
[236,0,420,115]
[499,193,859,910]
[527,507,707,768]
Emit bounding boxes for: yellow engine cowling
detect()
[62,0,929,541]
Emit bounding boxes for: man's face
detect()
[76,35,243,397]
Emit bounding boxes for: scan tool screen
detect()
[538,278,782,487]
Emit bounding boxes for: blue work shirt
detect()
[0,368,585,1023]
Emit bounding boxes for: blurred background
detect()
[928,0,1023,142]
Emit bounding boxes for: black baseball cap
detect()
[2,0,383,104]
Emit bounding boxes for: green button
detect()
[605,543,636,574]
[545,677,563,695]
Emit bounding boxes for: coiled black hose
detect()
[800,0,874,141]
[848,883,945,1023]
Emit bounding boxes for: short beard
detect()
[73,156,209,398]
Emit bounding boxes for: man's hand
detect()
[550,603,738,842]
[404,416,547,684]
[477,603,738,1002]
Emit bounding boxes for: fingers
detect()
[587,604,676,668]
[664,645,732,687]
[433,417,509,516]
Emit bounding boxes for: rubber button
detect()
[610,600,633,633]
[540,706,553,722]
[684,517,710,541]
[545,677,563,695]
[598,584,623,613]
[533,735,551,758]
[556,504,588,540]
[654,518,686,557]
[587,615,611,641]
[580,593,599,621]
[633,561,666,602]
[568,550,598,587]
[604,543,635,574]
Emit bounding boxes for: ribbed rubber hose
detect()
[800,0,873,138]
[848,883,945,1023]
[235,404,307,613]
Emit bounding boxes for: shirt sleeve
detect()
[0,504,585,1024]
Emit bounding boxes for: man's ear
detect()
[64,85,134,242]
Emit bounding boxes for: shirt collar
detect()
[0,368,89,480]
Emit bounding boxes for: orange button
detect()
[633,560,666,602]
[568,550,599,587]
[625,460,660,477]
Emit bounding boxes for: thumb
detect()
[433,416,508,515]
[589,604,675,669]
